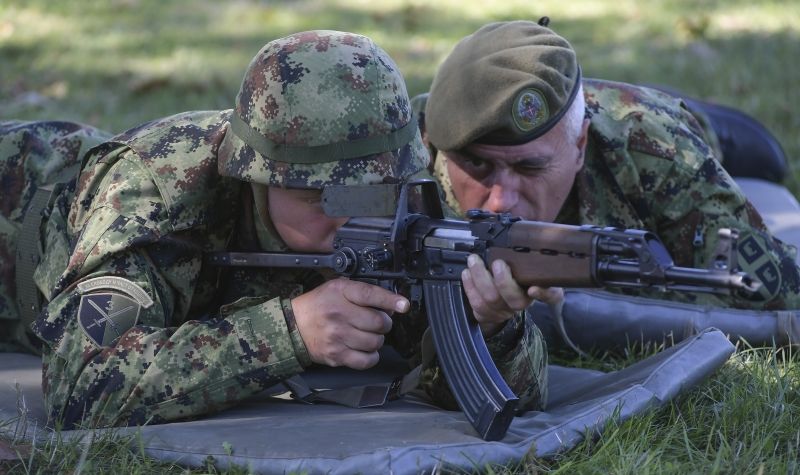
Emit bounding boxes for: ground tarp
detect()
[735,177,800,257]
[0,328,733,474]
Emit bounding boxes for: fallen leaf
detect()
[0,438,30,461]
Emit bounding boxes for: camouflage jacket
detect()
[431,79,800,309]
[0,121,112,354]
[24,112,545,429]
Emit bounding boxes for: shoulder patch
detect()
[512,89,549,132]
[78,292,141,347]
[77,276,154,308]
[76,277,153,347]
[738,233,781,301]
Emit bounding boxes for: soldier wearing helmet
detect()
[1,30,547,429]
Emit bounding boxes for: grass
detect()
[2,0,800,473]
[533,345,800,474]
[2,0,799,192]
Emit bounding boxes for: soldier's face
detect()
[443,118,590,221]
[268,187,349,252]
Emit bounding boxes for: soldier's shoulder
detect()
[584,78,681,109]
[583,79,711,168]
[115,111,230,158]
[1,120,111,166]
[96,111,239,231]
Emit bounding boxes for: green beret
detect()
[426,20,581,151]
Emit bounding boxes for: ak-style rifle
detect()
[208,180,759,440]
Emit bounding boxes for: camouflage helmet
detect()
[219,30,429,189]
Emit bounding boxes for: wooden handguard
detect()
[487,221,596,287]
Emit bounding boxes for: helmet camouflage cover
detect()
[220,30,429,188]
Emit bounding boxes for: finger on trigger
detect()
[394,297,410,314]
[343,280,407,314]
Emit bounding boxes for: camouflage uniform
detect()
[2,31,547,429]
[0,121,112,354]
[425,79,800,310]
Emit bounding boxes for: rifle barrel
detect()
[599,261,760,293]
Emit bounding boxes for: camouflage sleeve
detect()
[0,120,112,352]
[636,108,800,310]
[411,312,548,412]
[34,152,311,429]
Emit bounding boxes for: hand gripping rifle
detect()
[207,179,760,440]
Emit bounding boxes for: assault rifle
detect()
[208,179,760,441]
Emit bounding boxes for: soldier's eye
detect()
[302,194,322,205]
[453,154,493,179]
[466,156,486,168]
[290,190,323,205]
[514,162,546,176]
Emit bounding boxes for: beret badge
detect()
[511,88,549,133]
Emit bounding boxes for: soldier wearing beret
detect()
[0,30,547,429]
[413,19,800,317]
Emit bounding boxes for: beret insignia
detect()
[512,89,548,133]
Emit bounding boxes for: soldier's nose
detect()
[484,184,518,213]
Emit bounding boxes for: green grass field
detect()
[2,0,800,473]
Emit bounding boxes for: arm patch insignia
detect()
[737,233,781,301]
[78,293,141,347]
[76,277,153,347]
[77,276,154,308]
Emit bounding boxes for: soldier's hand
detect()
[527,286,565,306]
[291,278,410,370]
[461,254,533,337]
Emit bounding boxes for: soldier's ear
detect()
[421,130,438,173]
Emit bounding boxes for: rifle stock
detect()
[207,179,760,440]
